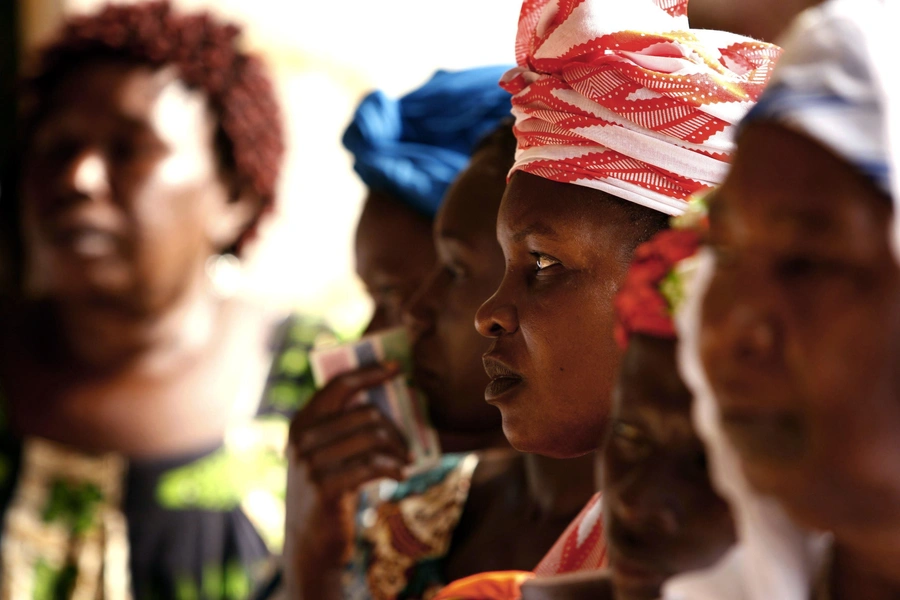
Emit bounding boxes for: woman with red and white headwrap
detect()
[438,206,740,600]
[433,0,781,597]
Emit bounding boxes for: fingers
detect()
[286,362,410,500]
[291,405,407,457]
[305,424,408,475]
[317,455,407,499]
[290,404,411,500]
[302,362,402,420]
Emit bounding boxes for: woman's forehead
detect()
[499,175,584,237]
[715,126,893,253]
[438,166,506,242]
[44,62,208,127]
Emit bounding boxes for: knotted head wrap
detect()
[343,66,514,218]
[502,0,782,215]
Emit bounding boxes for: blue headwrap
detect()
[342,66,513,218]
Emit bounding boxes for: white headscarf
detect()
[665,1,899,599]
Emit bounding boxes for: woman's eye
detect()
[612,422,651,460]
[711,245,737,268]
[534,254,561,271]
[445,263,468,281]
[614,422,641,441]
[110,133,165,164]
[32,133,79,165]
[775,257,848,283]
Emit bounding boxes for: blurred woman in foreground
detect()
[0,2,322,596]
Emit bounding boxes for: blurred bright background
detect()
[15,0,522,335]
[5,0,805,336]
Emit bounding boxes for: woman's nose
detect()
[720,301,783,368]
[67,150,111,201]
[475,281,518,338]
[403,268,440,343]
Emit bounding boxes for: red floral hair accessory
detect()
[614,195,707,347]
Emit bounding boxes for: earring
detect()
[206,253,243,299]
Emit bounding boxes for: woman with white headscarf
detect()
[669,0,900,598]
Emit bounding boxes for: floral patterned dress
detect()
[0,315,333,600]
[341,453,481,600]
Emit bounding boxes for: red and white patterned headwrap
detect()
[501,0,782,215]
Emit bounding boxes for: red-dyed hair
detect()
[21,1,284,252]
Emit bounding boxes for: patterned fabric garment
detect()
[0,315,333,600]
[501,0,782,215]
[430,572,535,600]
[427,494,607,600]
[533,492,606,576]
[342,454,480,600]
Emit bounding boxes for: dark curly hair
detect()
[16,0,284,252]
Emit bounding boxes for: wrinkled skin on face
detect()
[475,172,666,458]
[603,335,735,600]
[355,190,436,334]
[21,59,257,318]
[405,139,509,448]
[701,122,900,551]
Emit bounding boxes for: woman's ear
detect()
[206,182,265,253]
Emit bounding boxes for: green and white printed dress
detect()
[0,315,333,600]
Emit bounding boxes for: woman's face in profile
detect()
[355,190,435,335]
[700,122,900,534]
[603,334,735,600]
[475,172,640,459]
[21,59,241,314]
[404,140,509,445]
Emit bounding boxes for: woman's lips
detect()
[44,212,126,260]
[54,227,120,258]
[482,355,524,402]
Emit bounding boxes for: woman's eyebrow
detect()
[438,229,474,249]
[513,223,559,243]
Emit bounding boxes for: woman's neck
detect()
[523,451,598,521]
[438,429,511,454]
[52,271,222,374]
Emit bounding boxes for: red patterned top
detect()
[534,492,607,576]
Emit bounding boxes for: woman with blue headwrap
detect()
[347,66,514,334]
[282,68,596,600]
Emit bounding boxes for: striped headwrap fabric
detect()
[501,0,782,215]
